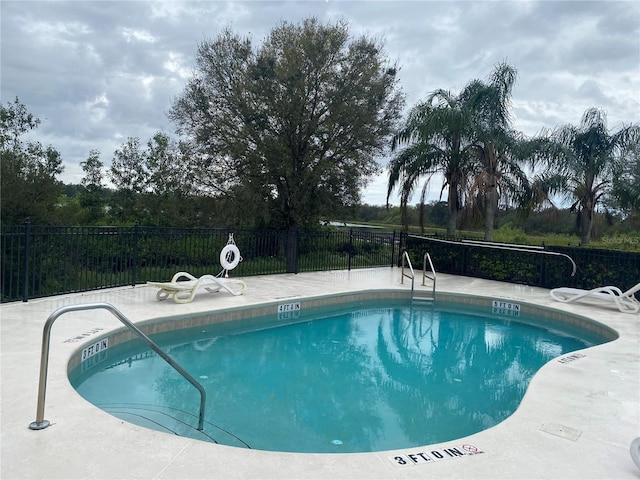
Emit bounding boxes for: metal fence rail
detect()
[2,223,638,303]
[1,224,398,303]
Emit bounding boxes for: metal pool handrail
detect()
[422,252,437,299]
[461,239,577,276]
[410,235,577,277]
[400,250,415,297]
[29,302,206,431]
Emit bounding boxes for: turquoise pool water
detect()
[70,301,606,453]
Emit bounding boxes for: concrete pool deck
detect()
[1,268,639,479]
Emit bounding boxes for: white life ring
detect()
[220,244,241,271]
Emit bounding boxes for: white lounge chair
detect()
[148,271,246,304]
[550,282,640,314]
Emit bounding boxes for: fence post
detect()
[285,228,299,274]
[398,231,406,267]
[132,223,139,286]
[391,231,396,267]
[347,229,353,271]
[461,243,467,276]
[22,219,31,302]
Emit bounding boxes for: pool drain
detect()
[332,439,343,445]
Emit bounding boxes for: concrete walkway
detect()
[1,268,639,479]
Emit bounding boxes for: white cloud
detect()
[84,93,110,123]
[22,19,92,44]
[1,0,638,203]
[163,51,191,80]
[121,27,157,44]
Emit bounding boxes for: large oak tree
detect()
[169,17,404,229]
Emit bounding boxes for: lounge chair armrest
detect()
[171,271,198,283]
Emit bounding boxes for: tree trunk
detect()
[446,186,458,236]
[484,181,498,242]
[483,142,498,242]
[580,206,593,245]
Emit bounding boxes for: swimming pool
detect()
[68,294,614,454]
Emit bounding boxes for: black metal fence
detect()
[1,224,398,302]
[2,223,638,303]
[403,234,640,296]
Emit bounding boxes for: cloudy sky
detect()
[2,0,639,205]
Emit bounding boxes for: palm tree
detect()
[612,143,640,213]
[464,63,530,241]
[467,130,530,241]
[387,63,526,238]
[387,87,477,235]
[533,108,640,245]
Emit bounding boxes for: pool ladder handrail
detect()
[422,252,437,301]
[29,302,206,432]
[401,251,437,302]
[400,250,416,296]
